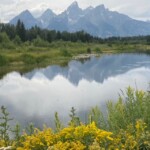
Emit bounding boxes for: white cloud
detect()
[0,0,150,22]
[0,67,149,126]
[0,0,15,5]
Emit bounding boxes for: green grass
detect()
[0,40,150,78]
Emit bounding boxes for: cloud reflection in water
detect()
[0,54,150,127]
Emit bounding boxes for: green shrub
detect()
[0,32,15,49]
[33,36,49,47]
[61,49,72,57]
[0,106,13,146]
[108,43,112,47]
[13,35,22,45]
[0,32,10,43]
[89,87,150,131]
[21,54,36,64]
[36,55,48,64]
[94,47,102,53]
[87,47,91,54]
[23,41,31,46]
[1,42,15,50]
[0,55,8,66]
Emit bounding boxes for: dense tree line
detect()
[0,20,150,44]
[0,20,102,43]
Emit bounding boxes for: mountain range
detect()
[10,1,150,38]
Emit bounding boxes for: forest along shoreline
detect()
[1,21,150,78]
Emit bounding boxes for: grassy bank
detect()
[1,40,150,78]
[1,40,150,66]
[1,22,150,74]
[0,87,150,149]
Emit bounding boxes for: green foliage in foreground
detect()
[89,87,150,131]
[0,87,149,149]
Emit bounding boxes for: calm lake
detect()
[0,53,150,128]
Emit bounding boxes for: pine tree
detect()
[16,20,26,42]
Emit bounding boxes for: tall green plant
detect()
[88,106,107,129]
[69,107,80,126]
[12,123,21,147]
[54,112,63,132]
[89,87,150,132]
[107,97,128,131]
[0,106,13,146]
[25,123,34,136]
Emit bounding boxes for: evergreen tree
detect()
[16,20,26,42]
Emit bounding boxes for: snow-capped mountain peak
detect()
[38,9,56,28]
[10,3,150,37]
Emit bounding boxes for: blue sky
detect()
[0,0,150,22]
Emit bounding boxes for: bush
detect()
[33,36,49,47]
[13,120,150,150]
[13,35,22,45]
[89,87,150,131]
[0,32,10,43]
[23,41,31,46]
[0,32,15,49]
[0,55,8,66]
[21,54,36,64]
[108,43,112,47]
[1,42,15,50]
[36,55,48,64]
[87,48,91,54]
[94,47,102,53]
[61,49,72,57]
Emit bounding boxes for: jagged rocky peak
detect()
[86,6,94,10]
[67,1,81,12]
[9,2,150,37]
[65,1,83,21]
[84,6,94,14]
[42,9,55,16]
[38,9,56,28]
[10,9,41,28]
[22,9,30,14]
[95,4,106,10]
[68,1,79,8]
[19,9,33,17]
[10,9,34,23]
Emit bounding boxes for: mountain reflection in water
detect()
[0,54,150,128]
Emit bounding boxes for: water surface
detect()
[0,53,150,127]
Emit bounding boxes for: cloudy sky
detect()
[0,0,150,23]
